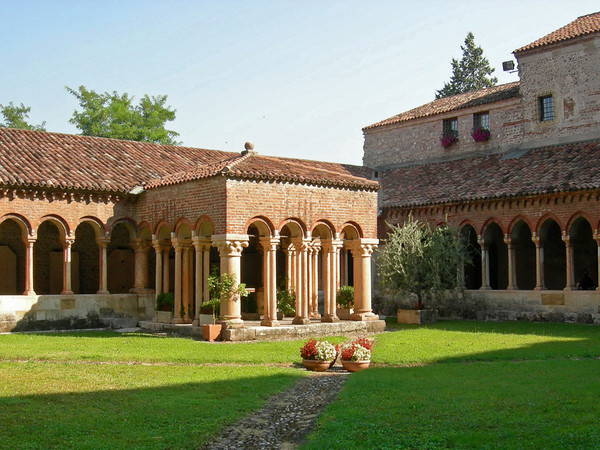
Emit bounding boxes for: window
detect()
[538,95,554,122]
[442,118,458,137]
[473,112,489,130]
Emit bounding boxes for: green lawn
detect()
[2,321,600,449]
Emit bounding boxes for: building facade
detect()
[0,131,380,332]
[364,12,600,322]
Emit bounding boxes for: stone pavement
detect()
[204,368,349,449]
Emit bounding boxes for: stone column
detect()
[132,239,150,293]
[291,238,311,325]
[152,240,163,295]
[286,243,296,292]
[505,237,517,290]
[23,236,36,295]
[192,237,211,325]
[309,241,321,318]
[182,244,192,322]
[320,241,337,322]
[349,239,379,321]
[595,232,600,292]
[96,237,109,294]
[61,237,75,295]
[172,239,184,323]
[162,245,170,294]
[212,234,249,326]
[532,234,546,290]
[478,236,491,290]
[563,233,575,290]
[260,237,280,327]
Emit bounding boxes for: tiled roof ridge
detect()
[514,11,600,54]
[363,82,520,130]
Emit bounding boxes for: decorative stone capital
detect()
[212,234,250,257]
[259,236,280,252]
[192,236,212,251]
[348,238,378,257]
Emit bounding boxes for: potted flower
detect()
[440,132,458,148]
[340,337,372,372]
[276,288,296,319]
[336,285,354,320]
[200,268,248,341]
[299,338,337,371]
[471,127,490,142]
[155,292,174,323]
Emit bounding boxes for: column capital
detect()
[212,234,249,256]
[192,236,212,251]
[63,237,75,247]
[477,235,484,246]
[321,238,343,252]
[561,234,571,245]
[132,238,151,252]
[259,236,280,252]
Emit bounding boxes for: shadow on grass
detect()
[0,364,302,449]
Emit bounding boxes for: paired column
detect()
[172,238,185,323]
[349,239,379,321]
[23,236,36,295]
[61,236,75,295]
[478,236,491,290]
[212,234,249,326]
[292,238,311,325]
[532,234,546,290]
[308,241,321,319]
[260,237,280,327]
[320,239,341,323]
[132,239,150,293]
[192,237,212,326]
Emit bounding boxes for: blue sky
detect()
[2,1,598,165]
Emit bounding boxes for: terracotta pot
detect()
[201,323,222,341]
[302,359,331,372]
[341,360,370,372]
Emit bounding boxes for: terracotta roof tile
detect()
[514,11,600,54]
[363,82,520,130]
[379,140,600,208]
[0,128,378,193]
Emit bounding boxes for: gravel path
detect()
[204,368,349,449]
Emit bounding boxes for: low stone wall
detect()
[0,293,155,332]
[377,289,600,324]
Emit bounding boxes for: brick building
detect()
[364,12,600,322]
[0,131,379,331]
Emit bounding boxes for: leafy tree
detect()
[66,85,180,145]
[0,102,46,131]
[377,216,470,309]
[435,32,498,99]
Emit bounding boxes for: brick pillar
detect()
[172,239,184,323]
[563,234,575,290]
[192,237,211,325]
[478,236,491,290]
[96,237,109,294]
[505,237,517,290]
[212,234,249,326]
[23,236,36,295]
[349,239,379,321]
[532,234,546,290]
[260,237,280,327]
[61,237,75,295]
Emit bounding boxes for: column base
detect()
[23,290,36,296]
[192,319,199,326]
[260,319,280,327]
[309,313,321,319]
[60,290,74,296]
[96,289,109,295]
[292,317,312,325]
[219,318,244,328]
[350,312,379,321]
[171,317,186,324]
[563,287,577,291]
[534,286,547,291]
[320,315,340,323]
[479,286,492,291]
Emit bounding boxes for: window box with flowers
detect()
[440,132,458,148]
[300,338,338,371]
[471,127,490,142]
[340,337,372,372]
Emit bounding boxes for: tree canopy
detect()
[377,216,470,308]
[66,86,181,145]
[435,32,498,99]
[0,102,46,131]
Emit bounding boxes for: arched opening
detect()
[242,222,273,319]
[0,219,26,294]
[483,223,508,290]
[72,222,99,294]
[139,225,156,293]
[540,219,566,290]
[280,220,307,324]
[341,225,361,290]
[107,222,135,293]
[511,220,536,290]
[460,225,481,290]
[34,221,65,295]
[570,217,597,289]
[312,223,335,317]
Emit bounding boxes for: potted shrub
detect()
[336,285,354,320]
[155,292,174,323]
[276,288,296,319]
[201,268,248,341]
[340,337,372,372]
[299,338,337,371]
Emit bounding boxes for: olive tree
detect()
[377,216,470,309]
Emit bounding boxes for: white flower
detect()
[351,344,371,361]
[315,340,337,361]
